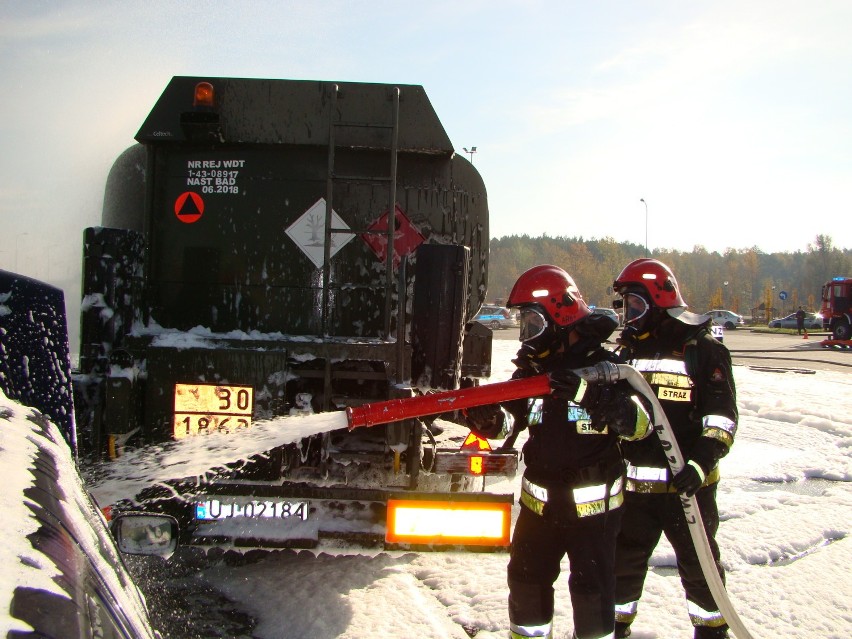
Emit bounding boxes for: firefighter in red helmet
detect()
[610,258,738,639]
[465,265,651,639]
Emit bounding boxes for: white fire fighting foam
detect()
[87,411,350,507]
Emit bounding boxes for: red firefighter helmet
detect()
[507,265,592,328]
[613,258,686,309]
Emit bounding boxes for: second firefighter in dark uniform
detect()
[611,258,738,639]
[466,265,651,639]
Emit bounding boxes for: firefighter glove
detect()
[585,387,640,437]
[512,344,544,374]
[548,369,583,401]
[464,403,506,439]
[673,461,705,497]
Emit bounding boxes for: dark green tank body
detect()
[72,78,509,550]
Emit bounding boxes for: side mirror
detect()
[111,513,179,558]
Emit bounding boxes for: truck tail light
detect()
[386,499,511,547]
[460,433,490,475]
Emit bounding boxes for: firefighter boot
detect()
[694,626,729,639]
[614,621,631,638]
[510,629,552,639]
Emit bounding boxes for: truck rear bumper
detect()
[175,483,515,552]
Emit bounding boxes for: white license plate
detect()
[195,499,309,521]
[173,383,253,439]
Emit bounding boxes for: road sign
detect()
[779,291,788,301]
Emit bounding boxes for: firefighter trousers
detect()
[614,485,727,631]
[508,502,622,639]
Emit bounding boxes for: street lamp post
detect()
[463,146,477,164]
[640,198,648,256]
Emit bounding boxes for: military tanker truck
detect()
[72,77,517,551]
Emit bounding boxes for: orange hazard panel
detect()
[386,499,511,547]
[460,432,492,451]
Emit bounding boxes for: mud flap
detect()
[411,244,470,391]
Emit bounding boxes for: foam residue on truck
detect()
[72,77,516,551]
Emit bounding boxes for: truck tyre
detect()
[832,319,851,341]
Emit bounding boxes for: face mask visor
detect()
[623,292,650,327]
[519,308,549,342]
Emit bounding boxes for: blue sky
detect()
[2,0,851,296]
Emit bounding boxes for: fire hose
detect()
[346,374,552,430]
[346,362,756,639]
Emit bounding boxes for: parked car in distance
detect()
[768,312,823,330]
[473,304,519,330]
[707,309,745,329]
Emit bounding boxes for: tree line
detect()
[486,234,851,322]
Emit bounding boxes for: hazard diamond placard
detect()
[362,205,425,268]
[286,198,355,268]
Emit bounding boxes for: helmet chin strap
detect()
[517,327,569,367]
[531,332,564,357]
[623,323,645,337]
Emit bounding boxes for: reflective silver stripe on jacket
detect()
[687,600,727,628]
[629,357,693,402]
[625,462,720,493]
[574,476,623,504]
[510,620,553,638]
[626,463,668,482]
[702,414,737,447]
[625,395,652,442]
[522,477,549,502]
[614,600,638,624]
[629,358,688,375]
[520,477,624,518]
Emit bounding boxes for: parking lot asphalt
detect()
[493,326,852,374]
[720,328,852,373]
